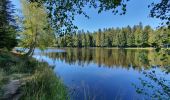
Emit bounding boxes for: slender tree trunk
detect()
[25,26,38,56]
[25,43,35,56]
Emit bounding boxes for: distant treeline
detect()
[55,23,170,48]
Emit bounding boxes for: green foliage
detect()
[95,31,101,47]
[118,29,127,47]
[0,50,37,74]
[149,0,170,28]
[82,33,86,47]
[133,68,170,100]
[28,0,128,33]
[126,26,135,47]
[141,25,150,47]
[20,63,68,100]
[56,23,170,48]
[19,0,55,55]
[0,51,68,99]
[134,24,143,47]
[0,0,17,50]
[28,0,169,32]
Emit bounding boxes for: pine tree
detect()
[118,29,127,47]
[82,33,86,47]
[0,0,17,50]
[111,28,119,47]
[105,29,112,47]
[65,35,73,47]
[73,34,79,47]
[134,23,143,47]
[96,29,102,47]
[141,25,150,47]
[126,26,135,47]
[100,31,105,47]
[86,31,91,47]
[77,33,82,47]
[92,33,96,47]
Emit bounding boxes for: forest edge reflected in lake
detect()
[34,48,170,100]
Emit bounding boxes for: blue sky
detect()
[12,0,161,32]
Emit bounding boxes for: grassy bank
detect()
[0,50,68,100]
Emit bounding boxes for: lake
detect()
[33,48,170,100]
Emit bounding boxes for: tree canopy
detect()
[19,0,55,55]
[27,0,169,31]
[26,0,128,34]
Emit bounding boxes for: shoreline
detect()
[0,50,68,99]
[47,47,170,50]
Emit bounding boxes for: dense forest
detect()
[56,23,170,48]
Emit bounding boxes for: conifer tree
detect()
[0,0,17,50]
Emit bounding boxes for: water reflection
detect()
[43,48,170,69]
[35,48,170,100]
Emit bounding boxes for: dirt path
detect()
[1,80,22,100]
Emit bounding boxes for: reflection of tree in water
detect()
[40,48,170,99]
[138,51,149,65]
[132,67,170,100]
[43,48,170,70]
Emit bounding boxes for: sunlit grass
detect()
[20,63,68,100]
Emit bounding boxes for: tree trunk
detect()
[25,26,38,56]
[25,43,35,56]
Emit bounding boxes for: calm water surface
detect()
[34,48,170,100]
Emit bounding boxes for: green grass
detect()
[20,63,68,100]
[0,50,68,100]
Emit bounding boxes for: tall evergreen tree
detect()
[0,0,17,50]
[96,29,102,47]
[141,25,150,47]
[126,26,135,47]
[82,33,86,47]
[86,31,91,47]
[77,33,82,47]
[111,28,119,47]
[100,30,105,47]
[134,23,143,47]
[65,35,73,47]
[73,34,79,47]
[118,29,127,47]
[91,33,96,47]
